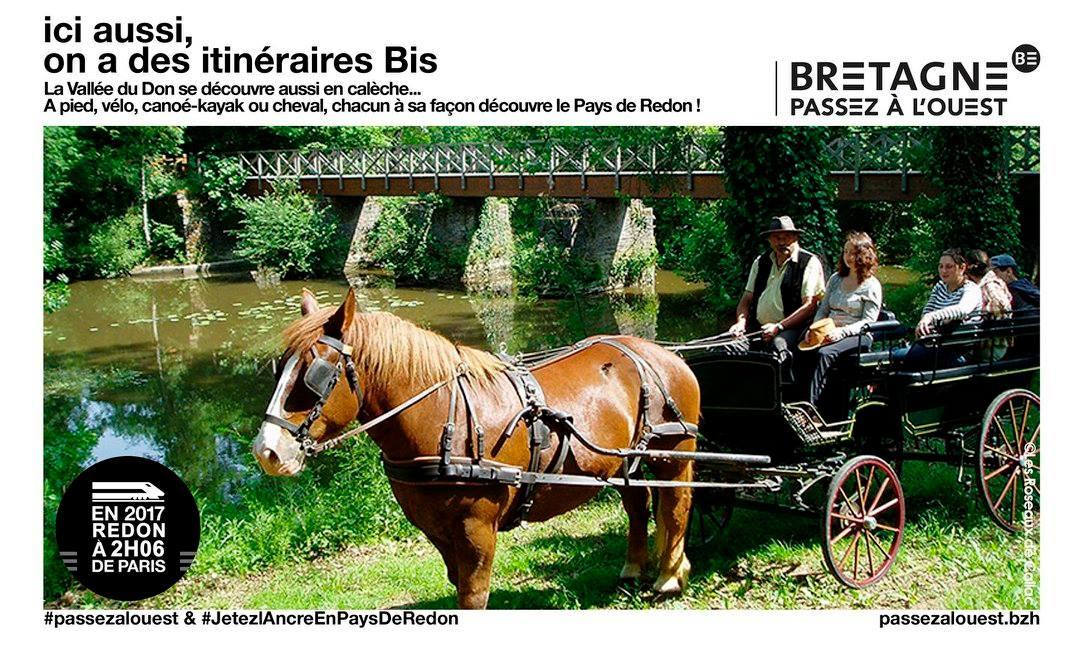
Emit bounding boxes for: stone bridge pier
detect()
[539,198,656,292]
[341,196,657,296]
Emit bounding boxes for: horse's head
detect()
[253,288,362,477]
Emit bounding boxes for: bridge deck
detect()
[232,131,1038,202]
[243,171,954,201]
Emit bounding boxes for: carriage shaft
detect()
[622,448,772,466]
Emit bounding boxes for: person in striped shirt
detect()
[897,248,982,369]
[915,248,982,336]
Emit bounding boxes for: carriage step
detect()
[621,449,772,466]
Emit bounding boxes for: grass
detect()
[56,460,1038,610]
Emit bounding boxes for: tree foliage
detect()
[678,127,840,303]
[234,183,337,277]
[911,127,1023,271]
[43,126,1034,315]
[44,126,184,281]
[722,127,841,267]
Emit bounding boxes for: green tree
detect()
[723,127,840,267]
[234,183,336,277]
[681,127,840,304]
[911,127,1022,271]
[44,126,184,282]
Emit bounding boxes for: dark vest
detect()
[748,249,817,330]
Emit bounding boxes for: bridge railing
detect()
[230,129,1038,191]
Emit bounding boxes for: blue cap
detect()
[990,254,1018,270]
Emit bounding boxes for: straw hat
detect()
[798,318,837,351]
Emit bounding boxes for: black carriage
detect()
[673,308,1040,587]
[843,309,1041,533]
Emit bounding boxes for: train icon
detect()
[91,481,165,502]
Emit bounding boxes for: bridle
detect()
[263,334,361,456]
[263,333,461,457]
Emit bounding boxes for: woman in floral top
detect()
[966,248,1012,360]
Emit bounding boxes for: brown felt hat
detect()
[760,215,804,236]
[798,318,837,351]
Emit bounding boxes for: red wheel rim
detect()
[822,456,905,588]
[979,390,1040,533]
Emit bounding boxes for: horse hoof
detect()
[619,562,644,581]
[651,556,691,595]
[677,555,691,588]
[651,574,683,596]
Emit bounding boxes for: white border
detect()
[6,1,1077,645]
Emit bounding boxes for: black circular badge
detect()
[55,456,200,601]
[1012,44,1040,73]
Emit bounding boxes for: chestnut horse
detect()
[253,288,700,608]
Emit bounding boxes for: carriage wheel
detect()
[821,455,905,588]
[978,389,1040,533]
[687,494,734,549]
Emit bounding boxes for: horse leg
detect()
[450,513,500,609]
[617,486,651,581]
[651,459,694,595]
[424,532,458,587]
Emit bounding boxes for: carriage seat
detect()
[889,356,1038,386]
[831,309,903,373]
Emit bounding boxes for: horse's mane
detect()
[282,307,506,393]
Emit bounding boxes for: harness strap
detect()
[456,370,486,462]
[439,375,460,467]
[382,431,761,492]
[263,414,300,433]
[311,372,458,454]
[316,334,360,393]
[498,365,560,531]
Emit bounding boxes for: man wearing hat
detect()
[727,215,827,366]
[990,254,1040,312]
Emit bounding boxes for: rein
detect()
[310,369,462,455]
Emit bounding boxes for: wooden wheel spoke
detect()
[1010,468,1019,524]
[986,445,1017,462]
[855,468,867,511]
[830,522,858,545]
[868,497,899,517]
[867,476,891,515]
[851,532,862,578]
[993,468,1020,511]
[838,531,859,571]
[839,487,862,518]
[993,417,1018,456]
[831,511,863,525]
[1018,401,1031,449]
[1009,400,1020,448]
[984,461,1015,482]
[862,466,876,509]
[867,529,893,559]
[874,522,901,533]
[863,531,875,576]
[1027,424,1040,448]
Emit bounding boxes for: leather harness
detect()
[383,336,699,530]
[274,333,700,532]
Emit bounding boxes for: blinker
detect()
[304,357,339,398]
